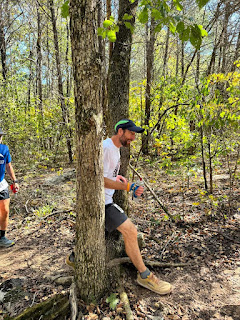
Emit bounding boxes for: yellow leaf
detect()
[192,202,200,206]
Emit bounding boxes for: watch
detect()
[13,180,18,183]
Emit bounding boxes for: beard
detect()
[119,134,132,147]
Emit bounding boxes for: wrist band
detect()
[130,183,135,191]
[133,185,140,198]
[127,183,130,192]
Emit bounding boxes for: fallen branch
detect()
[69,282,78,320]
[129,163,175,222]
[12,294,69,320]
[108,257,188,268]
[120,291,134,320]
[42,209,75,220]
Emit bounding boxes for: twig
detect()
[129,164,175,221]
[108,257,189,268]
[69,282,78,320]
[159,232,176,260]
[30,291,36,307]
[25,199,30,214]
[120,291,134,320]
[42,209,74,220]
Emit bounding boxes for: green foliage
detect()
[61,1,69,18]
[196,0,210,9]
[106,293,119,310]
[98,16,119,42]
[34,204,55,218]
[136,0,209,49]
[97,0,209,48]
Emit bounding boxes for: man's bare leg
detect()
[0,199,10,231]
[117,218,172,295]
[117,218,146,273]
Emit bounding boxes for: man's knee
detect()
[117,219,138,240]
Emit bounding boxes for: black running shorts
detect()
[0,188,10,200]
[105,203,128,233]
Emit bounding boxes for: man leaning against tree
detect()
[0,128,19,247]
[67,119,172,295]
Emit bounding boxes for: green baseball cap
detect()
[114,119,144,133]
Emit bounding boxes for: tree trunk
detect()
[70,0,106,302]
[36,5,44,133]
[231,29,240,71]
[142,17,155,155]
[221,2,230,73]
[0,1,7,81]
[181,41,184,77]
[107,0,138,211]
[49,0,73,163]
[175,38,179,77]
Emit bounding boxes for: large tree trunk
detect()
[107,0,138,211]
[70,0,106,302]
[0,1,7,81]
[142,17,155,155]
[49,0,73,163]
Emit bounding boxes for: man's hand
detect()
[116,175,128,184]
[13,182,19,193]
[134,185,144,197]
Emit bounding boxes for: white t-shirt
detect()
[103,138,120,205]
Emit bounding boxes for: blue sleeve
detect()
[6,146,11,164]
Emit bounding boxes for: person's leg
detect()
[117,218,146,273]
[0,198,10,232]
[117,218,172,295]
[0,193,14,247]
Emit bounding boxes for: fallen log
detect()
[108,257,189,268]
[11,293,70,320]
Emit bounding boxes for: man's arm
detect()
[6,163,19,191]
[104,177,128,190]
[104,177,144,196]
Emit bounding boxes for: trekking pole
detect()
[129,163,175,222]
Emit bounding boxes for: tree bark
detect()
[0,1,7,81]
[70,0,106,302]
[49,0,73,163]
[36,5,43,131]
[107,0,138,211]
[142,16,155,155]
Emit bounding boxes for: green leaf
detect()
[114,25,119,33]
[179,26,190,41]
[138,7,148,24]
[169,22,176,34]
[190,24,202,48]
[98,27,107,39]
[107,30,117,42]
[122,13,133,20]
[196,0,210,9]
[61,1,69,19]
[124,22,134,33]
[173,0,183,11]
[176,21,184,33]
[106,293,119,310]
[154,23,162,32]
[152,8,162,20]
[103,19,113,28]
[198,24,208,37]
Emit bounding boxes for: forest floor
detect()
[0,160,239,320]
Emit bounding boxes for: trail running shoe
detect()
[0,236,15,248]
[66,251,75,269]
[137,272,172,295]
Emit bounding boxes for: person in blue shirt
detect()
[0,128,19,247]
